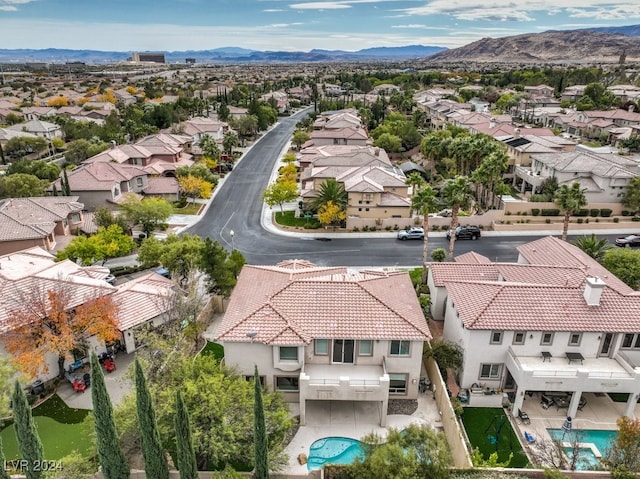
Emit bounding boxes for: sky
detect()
[1,0,640,52]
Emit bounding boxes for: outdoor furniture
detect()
[103,358,116,373]
[578,397,587,410]
[566,352,584,364]
[72,379,86,393]
[555,396,570,410]
[82,373,91,388]
[518,409,531,425]
[540,394,554,409]
[541,351,552,362]
[68,359,84,372]
[524,431,536,444]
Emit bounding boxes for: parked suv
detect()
[446,225,481,240]
[396,227,424,240]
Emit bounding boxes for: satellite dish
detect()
[246,331,258,340]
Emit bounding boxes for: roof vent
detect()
[583,277,605,306]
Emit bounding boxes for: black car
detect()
[446,225,481,240]
[615,234,640,247]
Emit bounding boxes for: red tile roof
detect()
[216,263,430,345]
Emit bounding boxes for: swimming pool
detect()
[307,437,365,471]
[547,429,617,470]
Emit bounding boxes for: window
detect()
[568,332,582,346]
[279,346,298,361]
[541,332,554,346]
[622,333,640,349]
[388,373,408,394]
[359,340,373,356]
[480,363,503,380]
[275,376,299,392]
[136,177,144,187]
[245,375,266,386]
[513,331,526,345]
[490,331,503,344]
[390,340,410,356]
[315,339,328,356]
[70,213,81,223]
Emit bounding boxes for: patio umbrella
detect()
[561,416,572,439]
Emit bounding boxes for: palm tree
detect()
[405,172,426,217]
[309,178,347,212]
[554,182,587,241]
[572,234,611,262]
[442,176,475,260]
[412,185,439,283]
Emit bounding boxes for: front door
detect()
[332,339,355,363]
[599,333,615,357]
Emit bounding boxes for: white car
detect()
[396,227,424,240]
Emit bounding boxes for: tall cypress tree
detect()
[135,359,169,479]
[12,380,44,479]
[174,390,197,479]
[0,435,12,479]
[253,366,268,479]
[90,353,130,479]
[62,169,71,196]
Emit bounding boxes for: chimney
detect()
[489,119,496,129]
[629,104,635,113]
[514,127,521,139]
[583,277,605,306]
[374,147,380,156]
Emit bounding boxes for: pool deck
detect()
[281,393,441,476]
[511,391,640,457]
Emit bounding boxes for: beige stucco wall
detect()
[0,237,49,255]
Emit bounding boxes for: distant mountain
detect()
[581,25,640,37]
[427,29,640,64]
[0,45,446,64]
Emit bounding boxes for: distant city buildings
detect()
[129,52,166,64]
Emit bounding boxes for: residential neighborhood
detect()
[1,57,640,479]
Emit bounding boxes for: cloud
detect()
[263,8,285,12]
[266,22,304,28]
[391,24,427,29]
[289,2,351,9]
[397,1,640,22]
[0,0,35,9]
[0,5,17,10]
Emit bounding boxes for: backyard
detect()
[275,210,321,228]
[0,394,93,460]
[461,407,528,468]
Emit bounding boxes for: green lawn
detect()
[461,407,528,467]
[275,210,320,228]
[1,394,93,460]
[199,341,225,361]
[172,203,202,215]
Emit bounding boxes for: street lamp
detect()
[229,229,235,250]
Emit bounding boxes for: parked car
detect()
[396,227,424,240]
[446,225,481,240]
[615,234,640,247]
[155,267,171,278]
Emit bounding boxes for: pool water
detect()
[547,429,617,470]
[307,437,365,470]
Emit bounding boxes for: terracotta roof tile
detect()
[216,264,430,344]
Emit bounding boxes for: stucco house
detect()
[8,119,62,140]
[0,197,84,255]
[514,149,639,201]
[0,247,177,382]
[427,236,640,420]
[216,260,431,426]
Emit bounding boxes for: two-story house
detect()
[215,261,431,426]
[427,236,640,420]
[514,149,639,201]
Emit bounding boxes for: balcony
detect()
[514,166,545,188]
[506,347,640,394]
[300,363,389,401]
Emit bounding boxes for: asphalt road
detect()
[184,111,631,267]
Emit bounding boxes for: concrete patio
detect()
[281,392,442,476]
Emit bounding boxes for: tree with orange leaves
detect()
[2,288,120,379]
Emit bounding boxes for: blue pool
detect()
[307,437,365,470]
[547,429,617,470]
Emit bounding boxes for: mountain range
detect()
[0,45,445,64]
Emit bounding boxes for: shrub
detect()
[385,226,392,231]
[352,226,359,232]
[505,211,512,215]
[613,217,619,223]
[541,208,560,216]
[622,210,631,216]
[530,194,551,202]
[545,218,551,224]
[590,208,600,217]
[441,225,449,231]
[585,218,589,223]
[526,219,531,223]
[531,208,540,216]
[595,218,599,222]
[601,208,613,217]
[577,218,584,224]
[393,225,399,230]
[363,225,369,231]
[633,217,640,222]
[432,225,439,231]
[573,209,589,217]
